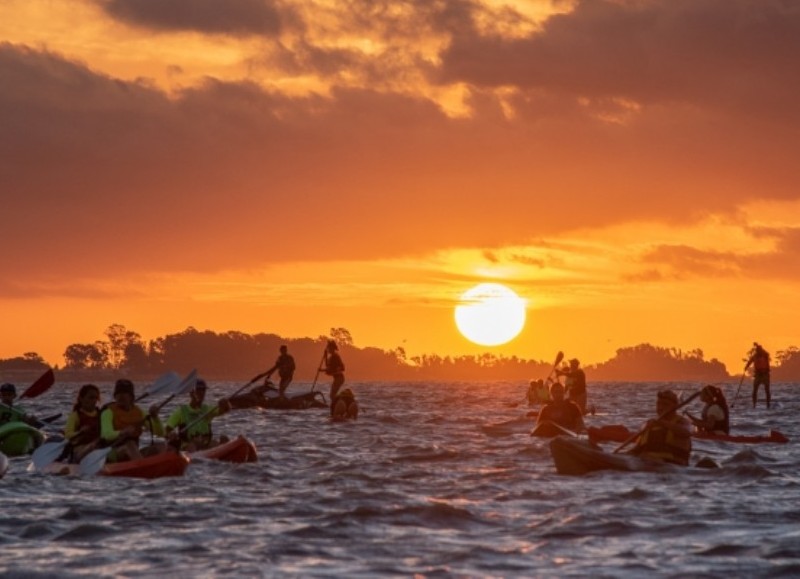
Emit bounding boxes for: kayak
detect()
[530,420,578,438]
[550,436,678,476]
[190,435,257,463]
[229,389,327,410]
[0,421,45,457]
[692,429,789,444]
[41,450,190,479]
[0,451,8,478]
[588,424,789,445]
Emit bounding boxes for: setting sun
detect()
[454,283,526,346]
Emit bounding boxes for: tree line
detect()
[1,324,800,382]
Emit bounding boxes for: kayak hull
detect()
[41,451,190,479]
[229,390,327,410]
[191,435,257,463]
[589,425,789,445]
[0,421,45,457]
[550,436,675,476]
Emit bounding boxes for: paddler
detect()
[165,378,231,451]
[100,379,165,462]
[557,358,588,414]
[63,384,102,462]
[535,382,585,433]
[323,340,346,416]
[746,342,771,409]
[629,389,692,466]
[332,387,359,421]
[686,385,729,435]
[0,383,39,426]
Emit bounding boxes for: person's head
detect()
[327,340,338,352]
[279,345,288,354]
[549,381,565,401]
[0,383,16,405]
[340,388,355,400]
[113,379,135,407]
[569,358,580,369]
[190,378,207,404]
[75,384,100,411]
[656,389,679,414]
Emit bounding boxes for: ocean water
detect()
[1,380,799,578]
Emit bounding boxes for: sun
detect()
[454,283,526,346]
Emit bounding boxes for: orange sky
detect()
[2,0,799,372]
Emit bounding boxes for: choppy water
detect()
[1,380,799,578]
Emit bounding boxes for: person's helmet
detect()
[113,379,135,396]
[569,358,580,367]
[0,383,16,395]
[327,340,338,351]
[340,388,354,399]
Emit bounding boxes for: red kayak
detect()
[191,435,257,463]
[42,450,190,478]
[589,424,789,445]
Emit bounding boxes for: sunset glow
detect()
[2,0,800,373]
[455,284,526,346]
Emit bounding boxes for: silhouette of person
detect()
[265,345,296,397]
[746,342,771,408]
[323,340,345,415]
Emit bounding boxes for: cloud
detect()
[96,0,284,36]
[439,0,800,122]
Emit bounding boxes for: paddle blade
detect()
[31,440,68,471]
[554,351,565,367]
[175,369,198,396]
[21,368,55,399]
[147,371,183,396]
[79,447,113,477]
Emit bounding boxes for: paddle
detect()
[36,371,190,474]
[512,351,564,408]
[730,366,748,409]
[20,368,55,399]
[310,348,327,394]
[613,391,702,454]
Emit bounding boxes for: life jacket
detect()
[103,403,146,443]
[632,415,691,466]
[0,404,24,425]
[702,404,730,435]
[753,350,770,372]
[72,408,101,445]
[326,353,345,376]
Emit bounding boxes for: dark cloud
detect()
[439,0,800,121]
[97,0,283,36]
[2,41,800,292]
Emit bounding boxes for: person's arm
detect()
[64,411,80,439]
[165,407,183,436]
[100,408,120,442]
[144,404,164,437]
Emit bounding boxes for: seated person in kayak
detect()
[0,383,39,426]
[64,384,102,462]
[166,378,231,451]
[527,379,550,407]
[629,389,692,466]
[535,382,585,433]
[100,379,165,462]
[332,388,359,421]
[686,384,729,435]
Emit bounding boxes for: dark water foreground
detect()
[1,381,799,578]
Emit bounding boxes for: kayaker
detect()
[332,388,359,420]
[746,342,771,409]
[0,383,39,426]
[535,382,585,433]
[527,379,550,407]
[100,379,165,462]
[629,389,692,466]
[323,340,346,416]
[686,385,729,435]
[63,384,102,462]
[557,359,588,414]
[264,345,296,398]
[165,378,231,451]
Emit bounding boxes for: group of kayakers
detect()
[529,342,772,467]
[0,338,360,467]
